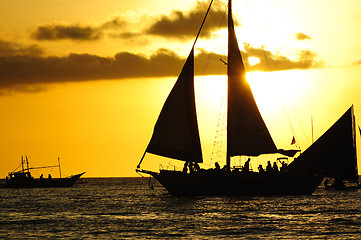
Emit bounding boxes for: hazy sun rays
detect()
[192,70,313,166]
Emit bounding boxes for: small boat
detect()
[135,0,330,196]
[323,178,360,191]
[1,156,85,188]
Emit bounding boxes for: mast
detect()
[21,156,24,172]
[226,0,233,170]
[351,105,358,178]
[58,157,62,178]
[26,156,29,172]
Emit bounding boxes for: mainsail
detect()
[289,106,358,182]
[145,48,203,163]
[226,0,277,164]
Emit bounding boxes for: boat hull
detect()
[1,172,85,188]
[147,170,322,196]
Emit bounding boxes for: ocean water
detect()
[0,177,360,239]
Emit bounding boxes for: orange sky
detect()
[0,0,361,177]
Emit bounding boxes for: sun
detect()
[248,57,260,66]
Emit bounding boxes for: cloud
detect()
[31,17,127,41]
[108,31,141,39]
[295,32,311,41]
[100,17,127,30]
[30,1,227,42]
[243,44,323,71]
[145,1,227,39]
[0,44,185,90]
[32,24,103,41]
[0,40,43,56]
[0,39,323,93]
[194,44,323,75]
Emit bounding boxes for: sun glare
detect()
[194,71,309,128]
[248,57,260,66]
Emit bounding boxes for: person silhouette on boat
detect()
[272,162,279,172]
[280,161,288,172]
[242,158,251,173]
[266,161,272,172]
[40,174,44,179]
[186,162,193,173]
[185,161,200,173]
[215,162,220,170]
[183,162,188,174]
[258,164,265,173]
[48,174,52,179]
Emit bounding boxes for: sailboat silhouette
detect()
[136,0,356,196]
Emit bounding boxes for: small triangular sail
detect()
[226,0,277,159]
[145,48,203,163]
[289,106,358,182]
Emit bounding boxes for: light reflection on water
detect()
[0,178,360,239]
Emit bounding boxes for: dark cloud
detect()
[0,40,323,92]
[30,1,228,42]
[295,32,311,41]
[108,32,141,39]
[0,46,184,89]
[31,17,127,41]
[146,1,227,39]
[0,40,43,57]
[32,24,103,41]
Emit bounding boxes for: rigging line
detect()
[28,165,59,170]
[136,171,155,190]
[310,102,314,143]
[276,87,312,151]
[279,97,302,150]
[199,0,227,78]
[294,110,311,147]
[278,93,312,150]
[210,94,227,167]
[206,3,228,168]
[192,0,214,49]
[136,150,147,169]
[12,163,22,173]
[250,47,303,150]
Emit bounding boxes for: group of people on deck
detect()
[182,161,200,174]
[39,174,52,179]
[182,158,289,174]
[226,158,289,174]
[258,160,288,174]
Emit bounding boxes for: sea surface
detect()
[0,177,360,239]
